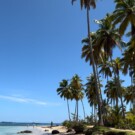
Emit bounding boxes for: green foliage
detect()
[85,126,110,135]
[92,126,110,132]
[85,115,95,125]
[104,131,127,135]
[85,127,128,135]
[62,120,72,129]
[114,112,135,130]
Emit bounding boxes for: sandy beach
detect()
[36,126,67,134]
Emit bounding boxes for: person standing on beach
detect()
[51,121,53,128]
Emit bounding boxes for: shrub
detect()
[62,120,86,133]
[62,120,72,128]
[72,121,86,134]
[85,128,93,135]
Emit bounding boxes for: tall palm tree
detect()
[57,79,72,121]
[72,0,103,125]
[70,74,84,121]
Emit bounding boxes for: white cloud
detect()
[0,95,61,106]
[0,95,28,103]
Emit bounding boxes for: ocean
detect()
[0,126,48,135]
[0,122,61,135]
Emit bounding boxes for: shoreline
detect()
[36,125,67,134]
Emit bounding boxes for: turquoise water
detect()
[0,126,46,135]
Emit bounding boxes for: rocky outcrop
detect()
[17,130,32,134]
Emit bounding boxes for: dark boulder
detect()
[52,130,60,134]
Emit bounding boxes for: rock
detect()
[67,128,74,133]
[17,130,32,134]
[52,130,60,134]
[66,128,75,135]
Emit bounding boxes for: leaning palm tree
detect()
[71,0,103,125]
[57,79,72,121]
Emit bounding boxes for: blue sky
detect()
[0,0,130,123]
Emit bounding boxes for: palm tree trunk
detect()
[67,99,71,121]
[76,100,79,121]
[86,7,103,126]
[94,105,97,123]
[131,24,135,37]
[96,64,102,100]
[117,74,125,118]
[81,99,86,120]
[116,96,118,108]
[75,101,77,121]
[131,24,135,113]
[92,105,94,123]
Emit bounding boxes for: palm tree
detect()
[98,59,112,82]
[112,58,125,118]
[82,32,103,65]
[82,33,104,101]
[105,79,119,107]
[70,74,84,121]
[112,0,135,59]
[57,79,72,121]
[121,42,135,85]
[71,0,103,125]
[112,0,135,37]
[111,106,123,126]
[101,99,111,125]
[85,74,103,123]
[85,74,98,123]
[94,14,123,59]
[124,86,135,113]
